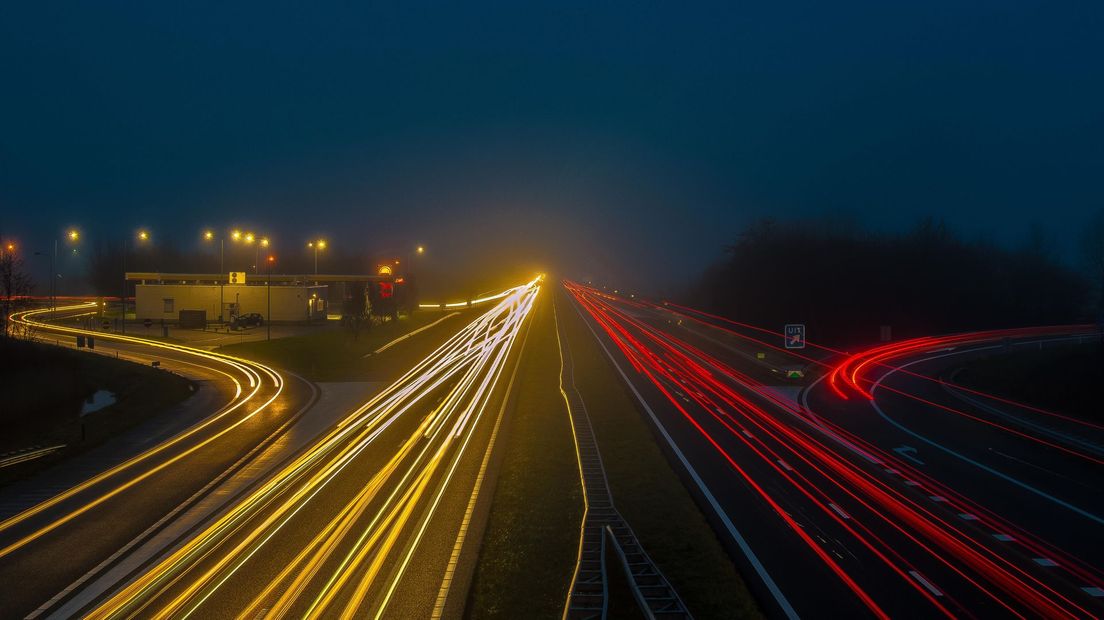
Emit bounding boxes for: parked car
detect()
[233,312,265,328]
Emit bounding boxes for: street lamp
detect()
[416,245,425,255]
[266,254,275,341]
[122,229,151,333]
[307,239,326,275]
[1,241,15,335]
[204,229,228,322]
[255,237,269,274]
[239,231,261,273]
[51,228,81,313]
[203,229,226,274]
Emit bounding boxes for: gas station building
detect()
[128,271,406,325]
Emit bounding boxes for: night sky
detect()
[2,1,1102,292]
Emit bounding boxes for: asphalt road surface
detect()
[1,303,317,618]
[50,279,541,619]
[564,281,1104,619]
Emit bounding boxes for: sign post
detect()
[226,273,245,326]
[784,324,806,349]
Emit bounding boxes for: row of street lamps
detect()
[1,228,426,330]
[0,232,79,316]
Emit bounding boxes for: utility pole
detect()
[266,256,272,341]
[52,238,57,315]
[220,238,225,324]
[122,238,127,334]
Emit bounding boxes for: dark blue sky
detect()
[2,1,1102,290]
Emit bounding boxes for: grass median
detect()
[216,312,462,382]
[467,291,584,618]
[556,288,761,619]
[953,340,1103,423]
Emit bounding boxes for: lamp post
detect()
[307,239,326,275]
[256,237,269,274]
[122,229,149,334]
[266,254,275,341]
[51,229,80,315]
[204,230,228,323]
[2,241,15,335]
[204,229,224,274]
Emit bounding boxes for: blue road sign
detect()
[784,323,806,349]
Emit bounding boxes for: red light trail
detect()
[565,281,1103,618]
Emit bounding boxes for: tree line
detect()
[688,215,1101,346]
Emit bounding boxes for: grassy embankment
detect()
[216,312,461,382]
[557,288,761,619]
[0,337,194,481]
[954,341,1103,422]
[466,291,584,618]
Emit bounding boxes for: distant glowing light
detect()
[67,229,80,242]
[204,230,214,241]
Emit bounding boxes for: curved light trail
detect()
[84,276,542,619]
[1,303,286,560]
[565,281,1103,618]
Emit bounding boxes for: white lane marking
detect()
[1082,586,1104,597]
[958,513,978,520]
[777,459,794,471]
[1034,558,1059,567]
[930,495,947,502]
[868,348,1104,527]
[570,296,800,620]
[742,430,754,438]
[828,503,851,519]
[883,468,899,475]
[993,533,1015,542]
[909,570,943,597]
[904,480,920,486]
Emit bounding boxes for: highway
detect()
[0,303,318,618]
[61,277,541,618]
[563,281,1104,619]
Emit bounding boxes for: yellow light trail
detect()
[84,276,541,619]
[0,304,286,559]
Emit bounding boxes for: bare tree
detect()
[1,250,36,337]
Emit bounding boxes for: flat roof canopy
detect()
[126,272,395,283]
